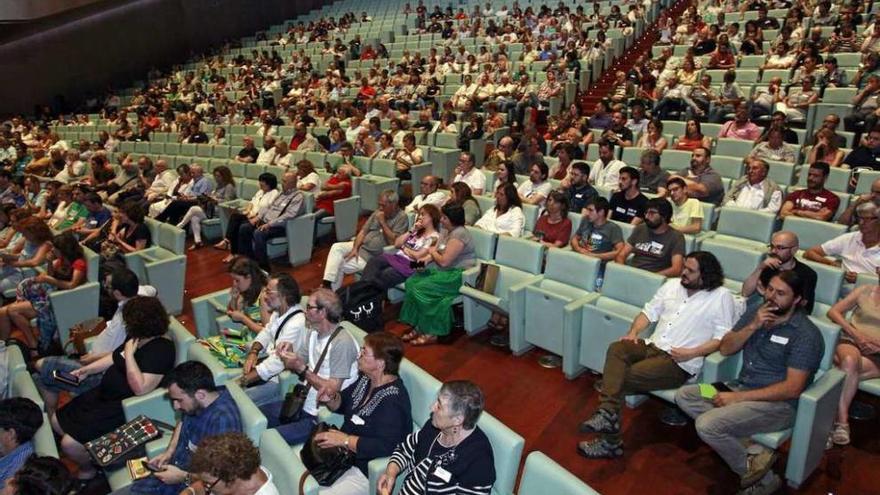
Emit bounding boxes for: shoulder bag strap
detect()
[273,309,303,342]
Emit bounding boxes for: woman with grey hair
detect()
[377,380,495,495]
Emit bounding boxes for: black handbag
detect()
[279,326,344,424]
[300,422,356,486]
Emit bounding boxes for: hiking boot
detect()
[577,438,624,459]
[737,473,782,495]
[741,447,778,488]
[578,409,620,435]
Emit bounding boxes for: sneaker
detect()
[489,333,509,347]
[741,448,778,488]
[578,409,620,435]
[577,438,623,459]
[831,422,850,446]
[737,473,782,495]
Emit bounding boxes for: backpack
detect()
[336,281,384,332]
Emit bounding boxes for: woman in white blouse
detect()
[216,172,280,262]
[294,159,322,192]
[475,183,525,237]
[272,141,293,168]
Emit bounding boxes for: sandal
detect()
[401,330,419,342]
[213,240,229,250]
[411,334,438,346]
[221,254,235,263]
[188,242,204,251]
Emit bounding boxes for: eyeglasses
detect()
[307,304,322,311]
[769,244,795,251]
[857,216,878,222]
[204,478,220,494]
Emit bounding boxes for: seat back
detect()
[800,258,844,317]
[226,381,268,446]
[260,430,308,494]
[465,226,498,260]
[241,179,261,200]
[711,156,745,180]
[518,451,599,495]
[782,217,847,251]
[477,412,524,495]
[158,223,186,255]
[543,249,600,292]
[398,360,442,427]
[700,238,765,289]
[715,138,756,158]
[601,263,666,308]
[494,236,544,274]
[715,207,777,244]
[371,159,397,178]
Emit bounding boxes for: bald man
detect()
[405,175,447,213]
[484,136,515,171]
[741,231,818,313]
[838,177,880,226]
[236,136,259,163]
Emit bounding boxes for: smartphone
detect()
[52,370,81,386]
[144,463,163,473]
[712,382,732,393]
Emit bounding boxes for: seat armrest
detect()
[701,351,742,383]
[122,387,176,425]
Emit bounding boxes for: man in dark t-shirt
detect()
[565,162,599,214]
[609,166,648,224]
[615,197,686,276]
[740,231,818,313]
[235,136,260,163]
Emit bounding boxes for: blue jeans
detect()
[244,380,281,408]
[237,222,286,269]
[260,399,317,445]
[34,356,103,395]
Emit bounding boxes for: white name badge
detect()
[351,415,365,425]
[434,466,452,483]
[770,335,789,345]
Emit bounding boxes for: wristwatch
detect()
[184,473,192,486]
[344,436,351,449]
[296,365,309,381]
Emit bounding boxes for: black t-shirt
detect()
[609,191,648,223]
[567,184,599,213]
[189,132,209,144]
[759,259,818,314]
[238,147,259,162]
[843,147,880,171]
[121,222,152,248]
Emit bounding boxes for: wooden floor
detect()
[178,237,880,495]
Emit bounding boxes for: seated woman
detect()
[3,455,73,495]
[103,201,152,257]
[0,217,54,293]
[673,119,713,151]
[217,172,279,262]
[295,159,322,192]
[0,232,87,355]
[400,204,477,345]
[491,160,517,193]
[52,295,174,483]
[475,183,525,237]
[362,204,441,290]
[224,256,269,335]
[176,166,237,249]
[372,132,397,160]
[449,182,482,226]
[827,273,880,446]
[302,332,412,491]
[636,118,668,153]
[458,115,485,152]
[531,191,572,248]
[377,381,495,495]
[807,128,845,168]
[394,133,424,180]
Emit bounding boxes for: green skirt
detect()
[399,267,464,337]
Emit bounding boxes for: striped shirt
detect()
[0,441,33,490]
[390,420,495,495]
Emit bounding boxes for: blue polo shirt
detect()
[733,305,824,408]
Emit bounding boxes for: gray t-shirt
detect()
[576,219,623,253]
[678,165,725,205]
[627,224,686,273]
[359,209,409,260]
[444,226,477,269]
[639,169,671,194]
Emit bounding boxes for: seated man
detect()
[189,433,279,495]
[452,152,486,196]
[405,175,447,213]
[615,198,686,277]
[676,147,725,206]
[571,197,625,282]
[747,128,797,163]
[565,162,599,214]
[667,177,704,234]
[609,166,647,225]
[838,177,880,226]
[578,251,736,458]
[590,140,627,191]
[842,125,880,172]
[779,161,840,222]
[676,271,824,494]
[260,289,359,445]
[240,273,307,406]
[75,192,112,245]
[722,158,783,213]
[638,149,670,196]
[741,231,818,313]
[805,202,880,283]
[234,136,260,163]
[131,362,242,495]
[0,398,44,490]
[237,172,305,271]
[718,103,762,141]
[601,110,634,148]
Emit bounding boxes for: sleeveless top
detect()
[851,288,880,355]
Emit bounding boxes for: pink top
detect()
[718,121,762,141]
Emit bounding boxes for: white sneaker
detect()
[831,422,850,446]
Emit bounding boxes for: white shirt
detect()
[298,172,321,191]
[642,279,738,375]
[148,170,177,196]
[821,231,880,274]
[517,180,552,207]
[453,167,487,195]
[405,190,448,213]
[590,159,626,191]
[475,206,525,237]
[91,286,158,354]
[249,189,280,217]
[728,181,783,213]
[256,147,277,165]
[252,306,307,381]
[254,467,280,495]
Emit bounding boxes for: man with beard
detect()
[615,197,686,277]
[577,251,737,458]
[676,146,724,205]
[779,161,840,222]
[676,271,823,495]
[741,231,817,313]
[131,361,243,495]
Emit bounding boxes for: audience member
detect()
[722,158,784,213]
[615,198,685,277]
